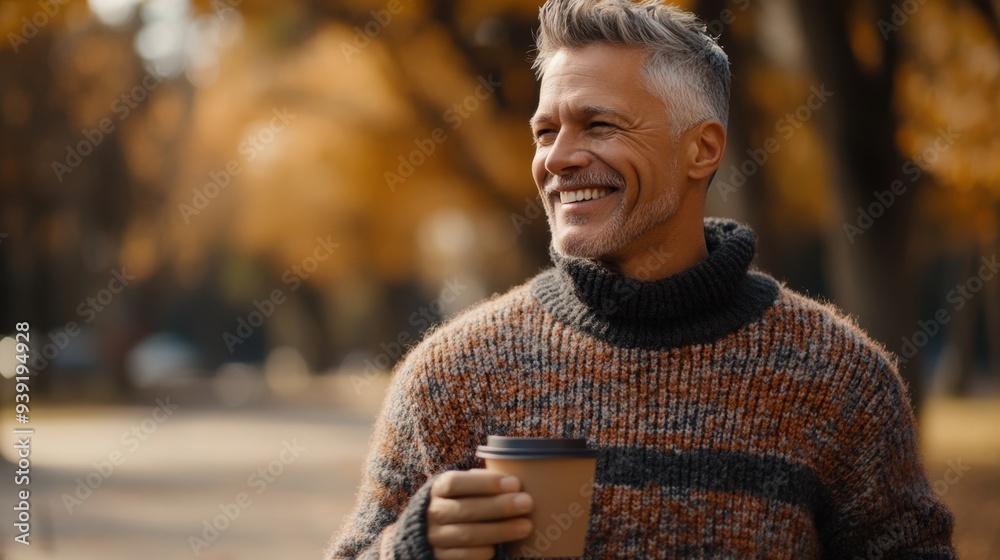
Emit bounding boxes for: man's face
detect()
[530,44,686,262]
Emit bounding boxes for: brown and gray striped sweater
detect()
[326,218,956,559]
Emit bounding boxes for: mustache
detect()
[543,170,626,194]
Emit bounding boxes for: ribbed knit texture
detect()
[325,218,956,559]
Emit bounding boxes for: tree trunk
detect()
[795,0,927,415]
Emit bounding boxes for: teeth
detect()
[560,188,611,204]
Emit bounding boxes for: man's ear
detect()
[685,120,727,181]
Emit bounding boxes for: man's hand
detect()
[427,469,534,560]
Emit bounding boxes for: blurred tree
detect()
[696,0,1000,410]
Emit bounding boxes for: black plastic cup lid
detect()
[475,436,599,459]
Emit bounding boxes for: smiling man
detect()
[325,1,956,558]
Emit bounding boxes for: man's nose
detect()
[543,131,592,177]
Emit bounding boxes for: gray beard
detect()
[549,183,680,260]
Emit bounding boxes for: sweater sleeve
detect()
[324,335,487,560]
[329,475,438,560]
[821,353,957,559]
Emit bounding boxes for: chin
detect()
[553,230,621,260]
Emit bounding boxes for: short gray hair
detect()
[532,0,731,134]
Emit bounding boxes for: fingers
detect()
[428,492,533,524]
[430,517,533,551]
[427,470,534,558]
[432,470,521,499]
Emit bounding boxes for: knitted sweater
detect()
[325,218,956,559]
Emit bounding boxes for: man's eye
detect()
[590,121,615,129]
[534,129,556,142]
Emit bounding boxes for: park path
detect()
[0,375,387,560]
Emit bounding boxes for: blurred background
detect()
[0,0,998,558]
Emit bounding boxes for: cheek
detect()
[591,142,635,177]
[531,154,547,188]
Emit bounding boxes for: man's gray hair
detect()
[532,0,731,134]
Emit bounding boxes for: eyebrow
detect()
[529,105,631,129]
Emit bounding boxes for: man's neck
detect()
[597,214,709,281]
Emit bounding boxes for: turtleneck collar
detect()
[530,218,781,349]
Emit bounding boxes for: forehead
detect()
[535,45,662,119]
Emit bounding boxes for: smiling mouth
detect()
[558,188,614,204]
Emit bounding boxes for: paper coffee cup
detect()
[476,436,598,558]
